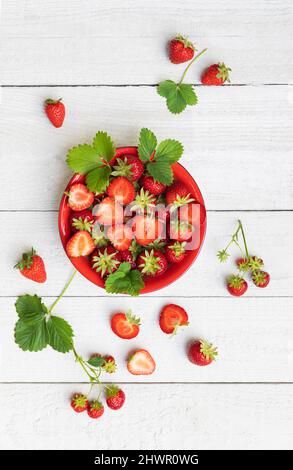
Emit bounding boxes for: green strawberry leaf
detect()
[155,139,184,163]
[92,131,116,163]
[86,166,111,193]
[105,262,144,296]
[157,80,177,98]
[87,356,106,368]
[66,144,101,174]
[138,128,157,161]
[47,315,74,353]
[15,294,47,326]
[157,81,198,114]
[14,318,48,352]
[147,160,174,185]
[178,83,198,106]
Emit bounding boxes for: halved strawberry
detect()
[67,184,94,211]
[66,231,95,257]
[107,224,133,251]
[111,311,141,339]
[94,197,124,225]
[69,209,95,233]
[132,215,164,246]
[127,349,156,375]
[107,177,135,205]
[159,304,189,335]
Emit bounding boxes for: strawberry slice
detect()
[66,231,95,257]
[107,224,133,251]
[127,349,156,375]
[107,176,135,205]
[94,197,124,225]
[67,184,94,211]
[111,311,141,339]
[159,304,189,335]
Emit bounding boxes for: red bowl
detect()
[58,146,207,293]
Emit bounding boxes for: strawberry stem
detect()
[238,220,250,259]
[179,48,208,84]
[48,270,77,313]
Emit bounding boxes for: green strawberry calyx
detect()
[199,339,218,361]
[15,247,36,270]
[216,63,231,83]
[175,35,196,51]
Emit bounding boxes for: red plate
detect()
[58,147,207,293]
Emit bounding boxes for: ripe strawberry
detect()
[248,256,264,272]
[67,184,94,211]
[168,220,194,242]
[119,249,136,268]
[201,63,231,86]
[112,155,144,181]
[188,339,218,366]
[102,355,117,373]
[137,249,168,277]
[106,385,126,410]
[44,98,65,128]
[236,257,251,272]
[165,241,186,263]
[169,36,195,64]
[94,197,124,225]
[69,209,95,233]
[131,188,156,212]
[227,274,248,297]
[159,304,189,335]
[165,181,195,207]
[87,400,104,419]
[252,270,270,288]
[127,349,156,375]
[66,231,95,257]
[91,245,121,277]
[141,175,166,196]
[107,224,133,251]
[132,215,164,245]
[71,393,88,413]
[15,248,47,283]
[111,311,141,340]
[107,176,135,205]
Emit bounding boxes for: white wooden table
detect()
[1,0,293,450]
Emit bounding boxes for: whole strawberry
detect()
[141,175,166,196]
[169,36,195,64]
[137,249,168,277]
[252,270,270,288]
[188,339,218,366]
[102,355,117,373]
[106,385,125,410]
[227,274,248,297]
[87,400,104,419]
[112,155,144,182]
[15,248,47,283]
[201,63,231,86]
[165,241,186,263]
[71,393,88,413]
[44,98,65,127]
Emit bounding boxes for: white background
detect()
[0,0,293,450]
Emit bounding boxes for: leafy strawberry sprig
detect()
[105,262,145,296]
[138,128,183,185]
[157,48,207,114]
[66,131,115,193]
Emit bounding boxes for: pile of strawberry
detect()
[64,128,205,295]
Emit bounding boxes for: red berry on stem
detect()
[227,274,248,297]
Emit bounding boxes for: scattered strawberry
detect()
[165,241,186,263]
[252,270,270,288]
[15,248,47,283]
[71,393,88,413]
[107,176,135,205]
[127,349,156,375]
[169,220,194,242]
[112,155,144,181]
[102,355,117,373]
[188,339,218,366]
[132,215,164,245]
[44,98,65,128]
[141,175,166,196]
[107,224,133,251]
[137,249,168,277]
[66,231,95,257]
[165,181,195,207]
[91,245,121,277]
[106,385,126,410]
[227,274,248,297]
[159,304,189,335]
[111,311,141,340]
[119,249,136,268]
[94,197,124,225]
[201,63,231,86]
[169,36,195,64]
[87,400,104,419]
[69,209,95,233]
[67,184,94,211]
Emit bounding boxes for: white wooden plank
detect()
[1,0,293,85]
[0,383,292,449]
[1,211,291,297]
[1,86,293,210]
[1,296,293,382]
